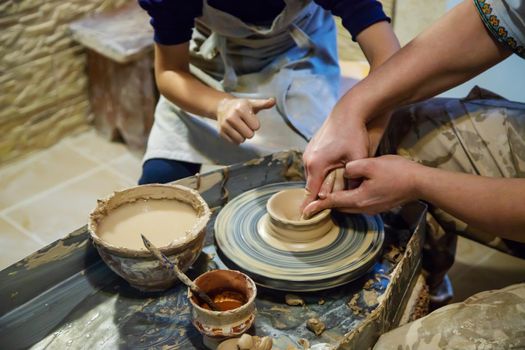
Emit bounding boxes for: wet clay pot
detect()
[88,184,211,291]
[188,269,257,348]
[266,188,333,242]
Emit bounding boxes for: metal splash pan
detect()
[0,151,426,350]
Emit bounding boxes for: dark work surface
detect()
[0,151,426,350]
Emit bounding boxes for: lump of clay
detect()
[285,294,305,306]
[222,334,272,350]
[306,318,326,336]
[238,334,254,349]
[255,336,273,350]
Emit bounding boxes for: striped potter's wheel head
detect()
[214,182,384,292]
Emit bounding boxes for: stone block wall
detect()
[0,0,130,164]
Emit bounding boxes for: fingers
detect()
[301,146,338,214]
[249,98,276,113]
[318,169,336,199]
[222,127,245,145]
[320,168,345,197]
[218,98,267,144]
[303,188,365,218]
[333,168,345,192]
[345,158,373,179]
[225,113,255,139]
[239,109,260,132]
[302,166,325,213]
[237,97,274,134]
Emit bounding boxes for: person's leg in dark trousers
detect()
[138,158,201,184]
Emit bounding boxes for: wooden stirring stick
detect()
[141,234,219,311]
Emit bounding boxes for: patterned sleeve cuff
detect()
[473,0,525,58]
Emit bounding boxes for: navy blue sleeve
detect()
[314,0,390,41]
[138,0,202,45]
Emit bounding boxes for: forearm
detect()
[339,0,511,123]
[357,20,400,70]
[154,43,232,119]
[414,165,525,241]
[156,70,232,119]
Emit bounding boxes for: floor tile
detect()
[108,153,143,184]
[5,168,133,245]
[449,237,525,302]
[66,129,129,164]
[0,217,42,270]
[452,235,491,266]
[0,144,98,211]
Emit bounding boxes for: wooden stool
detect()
[70,2,156,151]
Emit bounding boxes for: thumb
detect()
[345,158,373,179]
[302,168,324,212]
[249,98,276,113]
[303,188,364,217]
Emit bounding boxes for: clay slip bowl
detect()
[88,184,211,291]
[189,269,257,342]
[266,188,333,242]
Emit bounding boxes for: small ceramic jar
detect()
[188,269,257,347]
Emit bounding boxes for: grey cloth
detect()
[373,283,525,350]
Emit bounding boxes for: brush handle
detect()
[141,234,219,311]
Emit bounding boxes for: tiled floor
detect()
[0,130,142,269]
[449,236,525,302]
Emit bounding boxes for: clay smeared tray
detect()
[0,151,426,350]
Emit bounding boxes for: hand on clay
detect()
[216,97,276,144]
[302,112,370,210]
[303,155,421,217]
[317,168,345,199]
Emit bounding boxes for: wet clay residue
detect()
[285,294,305,306]
[200,289,247,311]
[20,240,87,270]
[347,294,362,315]
[306,317,326,336]
[217,334,273,350]
[279,152,304,181]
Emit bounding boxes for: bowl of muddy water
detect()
[88,184,211,291]
[188,269,257,348]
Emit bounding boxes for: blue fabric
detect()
[138,158,201,184]
[138,0,390,45]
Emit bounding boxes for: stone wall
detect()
[0,0,130,164]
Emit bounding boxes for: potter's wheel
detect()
[214,182,384,292]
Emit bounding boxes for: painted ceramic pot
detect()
[188,269,257,344]
[88,184,211,291]
[266,188,333,242]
